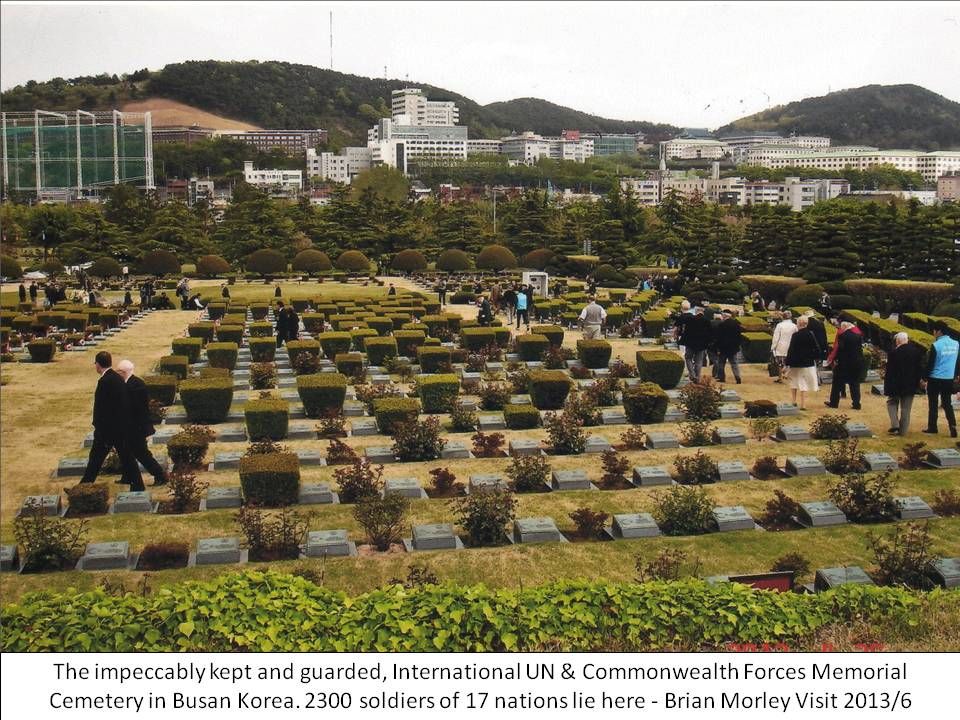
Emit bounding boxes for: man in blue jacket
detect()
[922,322,959,438]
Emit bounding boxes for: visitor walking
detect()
[477,294,493,327]
[276,302,299,348]
[18,283,26,303]
[579,296,607,340]
[804,310,829,364]
[221,284,230,300]
[714,309,743,384]
[884,332,924,435]
[681,307,711,383]
[825,321,864,410]
[503,286,517,324]
[388,283,397,296]
[29,281,38,305]
[117,360,168,486]
[79,351,143,490]
[437,280,447,307]
[770,311,797,383]
[922,322,959,437]
[515,287,529,330]
[784,315,821,410]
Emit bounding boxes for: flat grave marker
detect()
[78,541,130,571]
[776,402,800,416]
[845,421,872,438]
[111,491,153,514]
[213,451,244,471]
[509,439,542,456]
[609,513,660,539]
[407,524,463,552]
[713,427,746,445]
[663,407,685,423]
[513,517,564,544]
[201,486,242,510]
[584,435,612,454]
[441,440,471,460]
[350,418,378,436]
[775,424,810,442]
[215,424,247,443]
[383,477,427,499]
[295,449,325,466]
[468,474,507,493]
[286,421,316,440]
[20,495,62,517]
[632,465,672,486]
[719,389,741,403]
[864,452,898,472]
[365,446,396,464]
[713,505,756,532]
[927,558,959,589]
[304,530,355,558]
[646,431,679,450]
[785,456,826,477]
[343,400,365,417]
[195,537,244,565]
[478,413,506,431]
[815,566,874,592]
[0,545,18,572]
[894,496,935,520]
[798,500,847,527]
[298,482,336,505]
[719,403,744,419]
[551,469,592,491]
[717,461,751,482]
[926,448,960,469]
[601,408,627,425]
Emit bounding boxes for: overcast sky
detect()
[2,1,959,127]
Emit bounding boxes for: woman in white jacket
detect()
[770,310,797,382]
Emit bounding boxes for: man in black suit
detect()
[276,302,300,348]
[884,332,924,435]
[117,359,168,486]
[714,309,744,384]
[79,351,144,490]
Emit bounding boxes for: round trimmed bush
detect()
[391,249,427,273]
[40,258,65,276]
[89,257,122,279]
[1,254,23,279]
[476,244,518,271]
[522,248,555,270]
[246,249,287,276]
[436,249,471,272]
[196,254,231,277]
[140,250,180,276]
[292,249,332,274]
[336,250,371,273]
[785,283,826,309]
[27,338,56,363]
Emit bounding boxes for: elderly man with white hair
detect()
[117,359,168,486]
[883,332,924,435]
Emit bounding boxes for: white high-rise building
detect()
[306,147,372,184]
[500,132,594,165]
[737,146,960,182]
[369,118,468,174]
[242,161,302,192]
[391,88,460,126]
[661,138,728,160]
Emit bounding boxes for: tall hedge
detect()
[1,254,24,279]
[476,244,518,271]
[139,250,181,276]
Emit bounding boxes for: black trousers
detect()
[129,435,167,484]
[81,433,143,490]
[829,367,862,407]
[516,308,529,328]
[927,378,957,430]
[438,291,446,306]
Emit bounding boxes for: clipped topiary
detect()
[636,350,684,389]
[577,339,612,369]
[206,341,239,371]
[336,250,371,273]
[528,370,572,410]
[436,249,472,272]
[373,397,422,435]
[178,376,234,423]
[476,244,518,271]
[244,398,290,441]
[292,249,332,274]
[522,248,555,270]
[246,248,286,277]
[391,249,427,273]
[196,254,231,277]
[297,373,347,418]
[418,374,460,413]
[623,382,669,423]
[239,451,300,506]
[139,249,181,276]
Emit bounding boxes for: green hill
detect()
[716,84,960,150]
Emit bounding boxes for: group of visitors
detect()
[674,300,745,385]
[78,351,167,492]
[470,283,538,330]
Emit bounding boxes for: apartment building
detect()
[305,147,372,184]
[217,129,327,156]
[661,138,728,160]
[741,146,960,182]
[619,177,662,206]
[937,173,960,203]
[467,138,504,155]
[391,88,459,126]
[242,161,303,192]
[500,132,594,165]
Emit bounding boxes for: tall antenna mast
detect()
[329,11,333,70]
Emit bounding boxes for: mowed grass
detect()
[2,278,959,609]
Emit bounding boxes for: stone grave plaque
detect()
[82,431,95,449]
[584,435,612,453]
[663,407,685,423]
[213,451,243,471]
[504,353,520,363]
[818,369,834,385]
[815,566,874,591]
[576,378,594,390]
[776,402,800,416]
[343,400,365,417]
[927,558,960,589]
[864,452,898,472]
[632,465,672,486]
[894,496,935,520]
[384,477,426,499]
[509,394,532,405]
[719,403,743,419]
[478,413,506,431]
[298,483,336,505]
[305,530,354,558]
[713,505,756,532]
[216,425,247,443]
[460,371,482,383]
[369,374,392,385]
[441,440,471,460]
[525,361,545,371]
[509,439,542,456]
[202,486,242,510]
[551,469,592,491]
[468,474,507,493]
[288,404,307,420]
[195,537,242,565]
[593,367,611,377]
[285,421,315,440]
[719,389,741,403]
[845,421,872,438]
[56,457,89,477]
[366,365,386,375]
[638,337,657,345]
[601,408,627,425]
[871,384,885,396]
[864,369,881,383]
[163,407,189,424]
[610,513,660,539]
[513,517,563,544]
[486,361,505,373]
[717,461,750,482]
[365,446,396,464]
[233,390,252,402]
[664,342,680,351]
[79,541,130,570]
[0,545,17,571]
[151,426,179,445]
[19,495,62,517]
[799,500,847,527]
[112,491,152,514]
[566,359,584,370]
[279,389,300,402]
[775,424,810,442]
[665,389,681,401]
[350,418,378,436]
[623,378,642,389]
[926,448,960,469]
[411,524,460,551]
[295,448,325,466]
[457,397,479,412]
[713,427,746,445]
[646,431,679,450]
[785,456,826,476]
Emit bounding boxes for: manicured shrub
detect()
[476,244,518,271]
[140,249,180,276]
[238,451,300,506]
[531,324,563,347]
[247,337,275,363]
[420,314,449,337]
[393,330,426,357]
[236,505,310,561]
[334,458,383,502]
[599,449,631,489]
[472,431,506,458]
[167,425,215,470]
[744,399,778,418]
[528,369,572,410]
[829,470,897,522]
[246,249,286,277]
[354,493,409,551]
[507,454,551,492]
[318,331,352,359]
[503,403,540,429]
[391,249,427,272]
[137,540,191,569]
[297,373,347,418]
[171,337,202,363]
[436,249,471,272]
[577,339,612,369]
[417,345,452,373]
[392,416,445,462]
[89,256,122,278]
[810,414,850,440]
[523,248,555,270]
[206,341,238,370]
[373,397,421,435]
[821,438,867,475]
[158,355,189,380]
[244,398,290,441]
[64,483,110,516]
[636,350,684,388]
[248,321,273,337]
[605,306,631,329]
[461,327,496,351]
[428,467,459,495]
[652,485,714,536]
[27,338,56,362]
[676,379,722,420]
[292,249,332,274]
[364,336,398,366]
[250,304,269,321]
[284,339,319,368]
[673,450,720,484]
[250,362,276,390]
[569,508,609,539]
[196,254,231,277]
[741,332,773,363]
[336,250,371,273]
[178,376,234,423]
[622,382,668,423]
[143,374,178,406]
[301,313,325,334]
[334,352,364,376]
[350,327,378,350]
[1,254,24,279]
[216,325,244,344]
[418,373,460,413]
[544,410,586,455]
[516,334,549,361]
